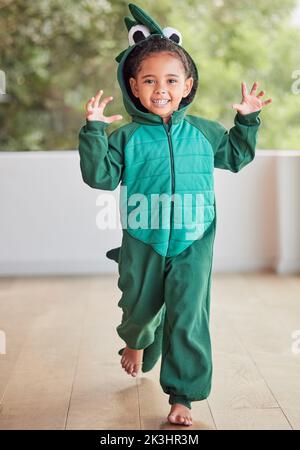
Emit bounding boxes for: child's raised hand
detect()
[85,89,123,123]
[232,82,272,115]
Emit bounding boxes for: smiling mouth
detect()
[151,99,171,107]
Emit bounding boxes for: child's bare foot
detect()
[120,345,144,377]
[167,404,193,426]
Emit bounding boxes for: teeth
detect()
[152,99,169,104]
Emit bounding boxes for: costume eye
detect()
[128,24,151,46]
[162,27,182,45]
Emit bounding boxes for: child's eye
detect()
[143,79,177,84]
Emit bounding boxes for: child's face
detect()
[129,52,193,123]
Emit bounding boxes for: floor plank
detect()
[0,277,89,429]
[66,276,140,430]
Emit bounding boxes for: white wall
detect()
[214,150,279,272]
[0,150,299,276]
[276,152,300,274]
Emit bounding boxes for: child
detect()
[78,3,272,427]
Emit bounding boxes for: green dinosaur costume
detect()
[78,3,261,409]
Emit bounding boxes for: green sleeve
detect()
[78,120,124,190]
[213,110,261,172]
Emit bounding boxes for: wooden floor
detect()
[0,272,299,430]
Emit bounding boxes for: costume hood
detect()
[115,3,199,125]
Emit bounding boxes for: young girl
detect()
[78,3,272,427]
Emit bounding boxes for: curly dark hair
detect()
[123,35,198,112]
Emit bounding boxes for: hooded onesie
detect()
[78,3,261,409]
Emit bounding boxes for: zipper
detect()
[163,119,174,252]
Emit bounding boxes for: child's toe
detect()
[175,415,184,424]
[124,361,131,372]
[186,416,192,425]
[184,416,191,426]
[131,364,139,376]
[132,364,140,374]
[129,363,136,374]
[168,413,187,425]
[167,414,176,424]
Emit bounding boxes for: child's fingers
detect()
[107,114,123,123]
[257,90,265,98]
[262,98,272,106]
[85,96,95,112]
[250,81,258,95]
[241,81,248,98]
[93,89,103,107]
[99,95,114,111]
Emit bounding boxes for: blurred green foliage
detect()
[0,0,299,150]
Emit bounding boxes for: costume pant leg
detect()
[116,230,165,363]
[160,219,216,410]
